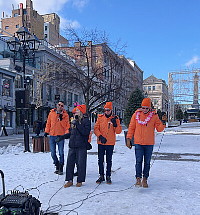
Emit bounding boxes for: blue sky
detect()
[1,0,200,82]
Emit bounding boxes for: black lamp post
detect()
[6,26,40,152]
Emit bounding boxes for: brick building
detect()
[1,0,68,46]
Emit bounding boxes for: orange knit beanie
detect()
[104,102,112,110]
[76,105,87,114]
[141,98,151,108]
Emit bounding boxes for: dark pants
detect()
[65,148,87,183]
[98,144,114,177]
[49,136,64,166]
[135,144,154,179]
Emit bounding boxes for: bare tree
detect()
[51,27,126,113]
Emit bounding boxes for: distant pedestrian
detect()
[44,101,70,175]
[126,98,167,188]
[94,102,122,184]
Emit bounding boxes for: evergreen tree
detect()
[124,88,144,127]
[157,109,162,120]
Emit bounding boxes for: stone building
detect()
[143,75,168,113]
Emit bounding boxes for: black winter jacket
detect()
[69,116,91,149]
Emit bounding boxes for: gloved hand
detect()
[99,135,107,144]
[75,115,79,120]
[111,116,118,127]
[126,138,132,149]
[55,133,71,142]
[161,113,167,125]
[44,132,49,137]
[71,120,79,126]
[59,114,63,121]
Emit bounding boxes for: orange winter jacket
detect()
[127,109,165,145]
[94,114,122,145]
[45,109,70,136]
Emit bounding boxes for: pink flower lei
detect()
[136,111,154,125]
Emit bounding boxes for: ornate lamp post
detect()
[6,26,40,152]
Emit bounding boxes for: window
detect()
[16,24,19,28]
[46,85,52,101]
[148,86,151,91]
[4,112,12,127]
[68,92,73,107]
[45,34,48,38]
[74,94,78,104]
[63,91,67,104]
[152,86,155,90]
[2,77,12,97]
[5,26,9,30]
[45,26,47,31]
[14,13,18,17]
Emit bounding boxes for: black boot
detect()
[106,176,112,184]
[58,163,63,175]
[96,175,105,184]
[54,163,59,174]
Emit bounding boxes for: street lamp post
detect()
[6,26,40,152]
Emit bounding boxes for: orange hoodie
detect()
[45,109,70,136]
[94,114,122,145]
[127,109,165,145]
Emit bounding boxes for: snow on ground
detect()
[0,122,200,215]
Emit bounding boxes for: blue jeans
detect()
[49,136,64,166]
[98,144,114,177]
[135,144,154,179]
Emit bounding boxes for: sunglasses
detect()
[104,109,111,112]
[58,104,64,107]
[142,107,149,110]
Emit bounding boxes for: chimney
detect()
[74,42,81,47]
[88,41,92,46]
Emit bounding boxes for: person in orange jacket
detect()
[44,101,70,175]
[94,102,122,184]
[126,98,167,188]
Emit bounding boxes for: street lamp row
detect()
[6,26,40,152]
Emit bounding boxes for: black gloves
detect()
[111,116,118,127]
[161,113,167,125]
[99,135,107,144]
[71,120,79,126]
[44,132,49,137]
[55,133,71,142]
[59,114,63,121]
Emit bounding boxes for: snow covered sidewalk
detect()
[0,122,200,215]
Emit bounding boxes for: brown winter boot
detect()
[142,177,148,188]
[64,181,73,188]
[135,177,142,187]
[76,182,82,187]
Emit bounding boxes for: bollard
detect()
[24,120,30,152]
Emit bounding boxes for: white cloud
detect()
[185,56,200,67]
[72,0,88,10]
[60,16,81,30]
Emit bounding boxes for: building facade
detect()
[143,75,168,113]
[1,0,68,45]
[59,41,143,118]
